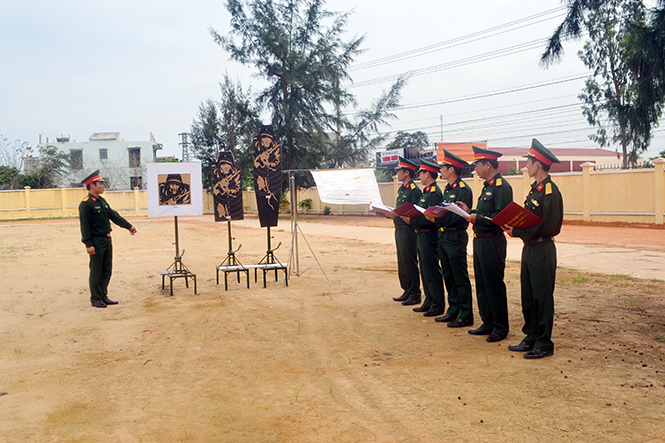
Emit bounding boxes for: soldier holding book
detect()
[503,139,563,359]
[457,146,513,343]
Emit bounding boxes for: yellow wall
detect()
[2,161,664,224]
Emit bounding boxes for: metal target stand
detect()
[286,172,329,282]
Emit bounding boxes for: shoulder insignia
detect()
[410,183,415,189]
[537,183,544,192]
[496,178,503,186]
[82,197,89,202]
[545,182,552,195]
[489,179,495,186]
[459,181,466,188]
[431,186,436,193]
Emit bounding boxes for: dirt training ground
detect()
[1,215,665,442]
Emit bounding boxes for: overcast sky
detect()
[1,0,663,161]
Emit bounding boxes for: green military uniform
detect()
[511,140,564,356]
[435,176,474,322]
[394,175,422,302]
[472,156,513,337]
[79,179,133,305]
[410,160,444,314]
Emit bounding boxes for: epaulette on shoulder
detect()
[410,183,415,189]
[430,186,436,192]
[82,196,89,202]
[545,182,552,195]
[496,178,503,186]
[459,181,466,188]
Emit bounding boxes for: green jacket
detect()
[512,175,563,241]
[436,177,473,230]
[410,182,443,230]
[79,193,133,247]
[472,173,513,234]
[394,180,422,227]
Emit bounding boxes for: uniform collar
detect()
[484,172,502,187]
[531,175,551,191]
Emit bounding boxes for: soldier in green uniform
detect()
[427,150,474,328]
[457,146,513,343]
[387,157,423,305]
[79,170,137,308]
[402,159,445,316]
[504,139,563,359]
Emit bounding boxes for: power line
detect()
[350,6,567,71]
[347,37,552,88]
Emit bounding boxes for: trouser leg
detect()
[525,241,557,351]
[476,236,509,335]
[396,228,420,298]
[443,231,473,321]
[417,232,443,311]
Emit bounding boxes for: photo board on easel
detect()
[147,162,203,217]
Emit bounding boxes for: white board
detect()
[310,169,383,205]
[147,162,203,217]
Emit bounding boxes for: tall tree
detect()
[541,0,664,168]
[577,0,651,167]
[189,99,226,189]
[323,76,408,168]
[210,0,364,170]
[385,131,430,151]
[218,74,262,176]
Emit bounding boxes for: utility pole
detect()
[440,114,444,142]
[178,132,189,162]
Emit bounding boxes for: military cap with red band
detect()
[440,149,468,169]
[525,138,560,167]
[472,145,503,163]
[418,159,440,174]
[81,169,104,186]
[395,156,418,171]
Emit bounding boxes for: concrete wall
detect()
[2,159,664,224]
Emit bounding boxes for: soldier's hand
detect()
[86,246,96,255]
[425,215,435,223]
[456,201,470,213]
[129,226,137,235]
[503,225,514,237]
[468,213,477,224]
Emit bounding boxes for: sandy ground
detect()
[1,214,665,442]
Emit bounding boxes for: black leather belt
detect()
[415,229,433,234]
[473,232,503,238]
[523,236,553,245]
[394,225,412,230]
[439,227,461,232]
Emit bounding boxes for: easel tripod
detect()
[158,215,197,296]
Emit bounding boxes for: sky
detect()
[1,0,664,162]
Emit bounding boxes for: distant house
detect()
[36,132,162,189]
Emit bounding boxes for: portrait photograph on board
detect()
[147,162,203,217]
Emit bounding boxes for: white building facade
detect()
[36,132,162,190]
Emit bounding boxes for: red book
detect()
[490,201,542,229]
[393,202,425,218]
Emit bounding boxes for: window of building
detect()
[70,150,83,170]
[128,148,141,168]
[99,148,108,160]
[130,176,143,190]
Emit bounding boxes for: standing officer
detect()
[79,170,137,308]
[402,159,444,317]
[429,150,474,328]
[388,157,422,305]
[504,139,563,359]
[457,146,513,342]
